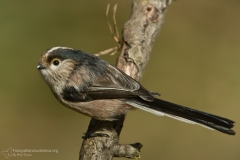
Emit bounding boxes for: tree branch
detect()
[79,0,172,159]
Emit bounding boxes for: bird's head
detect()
[37,47,80,88]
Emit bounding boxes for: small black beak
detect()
[37,64,46,70]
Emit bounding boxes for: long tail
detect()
[126,98,235,135]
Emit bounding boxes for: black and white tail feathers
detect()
[127,98,235,135]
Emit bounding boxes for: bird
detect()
[37,46,235,135]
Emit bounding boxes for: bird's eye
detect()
[52,59,60,66]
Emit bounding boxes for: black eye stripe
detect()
[46,49,84,63]
[47,56,64,63]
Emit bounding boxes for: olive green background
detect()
[0,0,239,160]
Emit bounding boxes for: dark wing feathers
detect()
[61,86,90,102]
[100,65,154,101]
[62,64,155,102]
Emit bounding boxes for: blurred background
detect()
[0,0,239,160]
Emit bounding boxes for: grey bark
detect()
[79,0,172,159]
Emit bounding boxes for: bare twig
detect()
[112,4,120,43]
[95,4,120,56]
[94,47,118,56]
